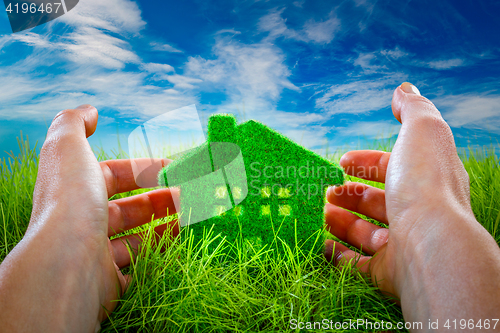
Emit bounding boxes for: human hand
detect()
[324,83,500,326]
[0,105,178,332]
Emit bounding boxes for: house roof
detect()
[158,114,344,187]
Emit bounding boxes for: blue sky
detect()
[0,0,499,160]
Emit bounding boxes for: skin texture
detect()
[0,105,179,332]
[0,83,499,332]
[325,82,500,331]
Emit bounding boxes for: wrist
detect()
[394,211,500,324]
[0,222,108,332]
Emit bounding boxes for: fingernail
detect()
[400,82,421,95]
[76,104,93,110]
[330,183,347,193]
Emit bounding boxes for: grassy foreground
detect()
[0,135,499,332]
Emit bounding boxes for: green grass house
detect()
[158,114,344,254]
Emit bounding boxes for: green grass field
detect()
[0,134,499,332]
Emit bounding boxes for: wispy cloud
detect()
[58,0,146,33]
[315,75,406,116]
[141,62,175,73]
[351,47,469,75]
[1,0,496,156]
[184,35,335,148]
[258,8,296,40]
[149,42,183,53]
[353,53,386,74]
[437,94,500,130]
[258,8,340,44]
[0,0,199,123]
[426,58,466,70]
[62,27,141,69]
[303,15,340,44]
[351,47,409,74]
[186,37,299,102]
[380,47,408,60]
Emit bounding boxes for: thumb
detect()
[30,105,106,230]
[390,82,457,168]
[50,104,98,138]
[391,82,443,124]
[386,83,472,219]
[390,83,455,152]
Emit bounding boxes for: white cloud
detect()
[281,125,331,149]
[10,32,52,48]
[0,0,198,123]
[437,94,500,130]
[183,36,338,148]
[353,52,386,74]
[408,57,468,71]
[353,0,375,12]
[58,0,146,34]
[186,37,299,102]
[141,62,175,73]
[149,42,183,53]
[303,16,340,44]
[258,8,297,40]
[165,74,203,90]
[62,27,141,69]
[315,75,406,115]
[350,48,468,76]
[215,29,241,35]
[258,8,340,44]
[0,0,147,70]
[351,47,410,74]
[380,46,408,60]
[427,58,466,70]
[0,66,198,122]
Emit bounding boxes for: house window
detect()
[261,205,271,215]
[277,187,291,198]
[261,186,271,198]
[215,205,227,216]
[232,186,242,200]
[278,205,291,216]
[215,186,227,199]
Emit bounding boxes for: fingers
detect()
[107,188,179,237]
[326,182,388,225]
[324,202,389,255]
[111,219,179,268]
[107,241,128,294]
[340,150,391,183]
[100,158,172,198]
[324,239,371,274]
